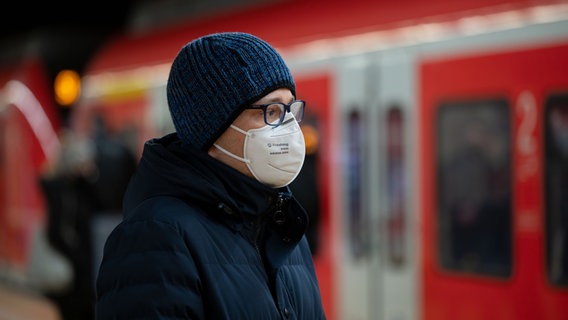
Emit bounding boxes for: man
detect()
[96,32,326,319]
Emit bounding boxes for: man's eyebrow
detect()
[257,97,294,104]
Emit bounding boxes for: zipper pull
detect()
[273,193,286,225]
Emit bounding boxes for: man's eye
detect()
[266,105,283,120]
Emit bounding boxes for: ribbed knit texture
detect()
[166,32,296,150]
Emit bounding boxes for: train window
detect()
[386,106,406,267]
[345,109,367,259]
[436,99,512,277]
[544,93,568,287]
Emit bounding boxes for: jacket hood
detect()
[123,133,284,220]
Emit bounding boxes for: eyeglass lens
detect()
[265,101,304,125]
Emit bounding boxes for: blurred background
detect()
[1,0,568,319]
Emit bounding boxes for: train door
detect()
[420,39,568,319]
[289,70,336,320]
[330,48,418,320]
[372,48,419,320]
[334,54,374,320]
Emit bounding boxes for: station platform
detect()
[0,284,60,320]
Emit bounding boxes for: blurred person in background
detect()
[39,115,137,319]
[39,129,98,320]
[96,32,326,319]
[88,115,138,283]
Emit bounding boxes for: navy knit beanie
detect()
[166,32,296,150]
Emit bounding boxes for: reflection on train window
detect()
[386,106,406,267]
[436,99,512,277]
[346,110,366,259]
[544,94,568,287]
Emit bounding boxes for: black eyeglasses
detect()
[245,100,305,127]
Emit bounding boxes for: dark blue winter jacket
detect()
[95,133,325,319]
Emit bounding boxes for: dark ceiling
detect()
[0,0,280,83]
[1,0,279,44]
[0,1,135,43]
[1,0,283,68]
[0,0,142,77]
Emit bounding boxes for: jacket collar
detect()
[124,133,309,267]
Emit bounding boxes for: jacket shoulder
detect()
[126,195,203,222]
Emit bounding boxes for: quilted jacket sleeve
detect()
[95,208,203,319]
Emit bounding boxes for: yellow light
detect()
[54,69,81,107]
[301,124,319,155]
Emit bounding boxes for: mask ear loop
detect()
[229,124,249,135]
[212,124,253,163]
[213,143,250,164]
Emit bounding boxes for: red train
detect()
[2,0,568,319]
[0,48,64,318]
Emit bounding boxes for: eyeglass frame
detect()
[244,100,305,127]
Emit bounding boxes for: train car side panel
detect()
[420,40,568,320]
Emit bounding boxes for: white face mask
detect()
[214,114,306,188]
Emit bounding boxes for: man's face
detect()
[208,88,295,178]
